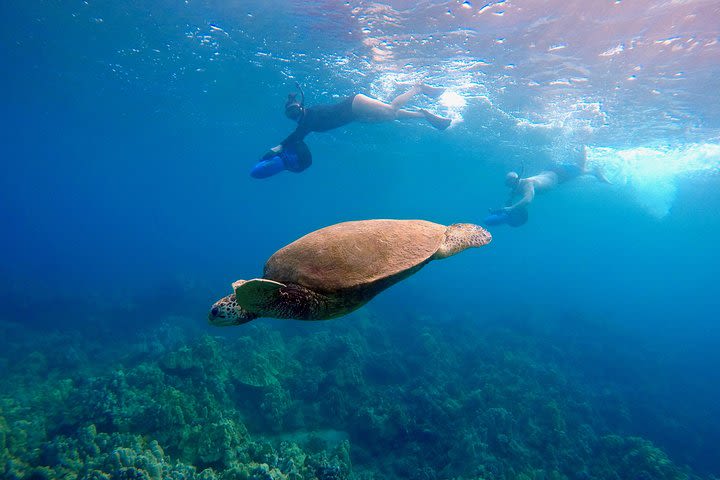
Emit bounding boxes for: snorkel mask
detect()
[285,82,305,121]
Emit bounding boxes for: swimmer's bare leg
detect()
[352,94,426,121]
[580,146,612,184]
[390,85,423,109]
[351,94,398,121]
[398,108,451,130]
[395,82,446,98]
[396,109,425,119]
[352,94,451,129]
[417,109,452,130]
[578,145,589,171]
[593,168,613,184]
[391,84,451,129]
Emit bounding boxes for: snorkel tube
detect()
[294,81,305,106]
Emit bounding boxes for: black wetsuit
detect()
[281,95,357,146]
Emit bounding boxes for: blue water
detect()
[2,1,720,478]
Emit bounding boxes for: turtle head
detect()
[434,223,492,259]
[208,293,257,327]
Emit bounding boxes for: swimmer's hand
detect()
[488,207,511,215]
[261,145,283,160]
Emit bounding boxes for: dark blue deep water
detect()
[1,1,720,479]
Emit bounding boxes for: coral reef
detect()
[0,313,711,480]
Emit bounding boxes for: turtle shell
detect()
[264,219,447,293]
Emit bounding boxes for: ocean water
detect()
[1,1,720,479]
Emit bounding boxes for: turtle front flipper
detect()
[234,279,336,320]
[433,223,492,259]
[233,279,286,312]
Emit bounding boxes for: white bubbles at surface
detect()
[439,90,467,124]
[587,144,720,218]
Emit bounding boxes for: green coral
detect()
[0,313,710,480]
[587,435,688,480]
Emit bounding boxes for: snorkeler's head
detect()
[505,171,520,188]
[285,83,306,121]
[285,93,304,121]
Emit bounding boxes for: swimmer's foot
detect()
[586,164,613,184]
[419,109,452,130]
[418,83,446,97]
[594,168,613,184]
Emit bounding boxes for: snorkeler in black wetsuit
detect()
[275,92,358,150]
[252,83,452,178]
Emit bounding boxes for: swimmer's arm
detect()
[504,190,516,207]
[280,123,311,148]
[506,184,534,210]
[261,124,309,159]
[261,144,283,160]
[262,125,305,159]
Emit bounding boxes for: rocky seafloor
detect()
[0,307,714,480]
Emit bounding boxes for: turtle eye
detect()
[211,307,219,316]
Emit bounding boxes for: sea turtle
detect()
[208,219,491,325]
